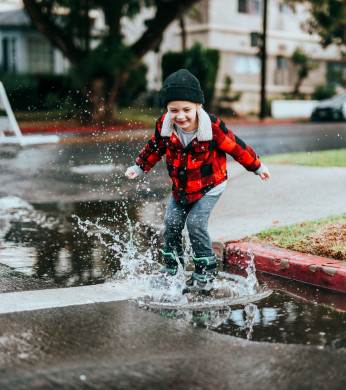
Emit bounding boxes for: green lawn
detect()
[261,149,346,167]
[249,214,346,260]
[114,107,164,127]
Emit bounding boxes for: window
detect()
[1,37,17,73]
[278,2,291,14]
[238,0,262,15]
[2,38,9,73]
[277,56,288,70]
[27,37,54,74]
[234,55,261,74]
[327,62,346,87]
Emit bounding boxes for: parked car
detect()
[310,92,346,121]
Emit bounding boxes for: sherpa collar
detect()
[161,107,212,141]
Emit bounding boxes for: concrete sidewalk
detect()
[210,162,346,242]
[208,161,346,292]
[1,300,345,390]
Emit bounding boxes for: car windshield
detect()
[328,92,346,103]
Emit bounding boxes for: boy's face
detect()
[167,101,202,132]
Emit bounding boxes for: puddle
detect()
[1,196,345,348]
[0,196,163,287]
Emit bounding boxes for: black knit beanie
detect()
[161,69,205,107]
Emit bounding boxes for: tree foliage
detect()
[291,47,318,98]
[286,0,346,49]
[23,0,200,123]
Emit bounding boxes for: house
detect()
[145,0,343,114]
[0,8,69,75]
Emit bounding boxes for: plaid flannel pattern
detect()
[136,113,261,204]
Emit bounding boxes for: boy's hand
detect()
[259,165,270,181]
[125,167,139,179]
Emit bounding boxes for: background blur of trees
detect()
[287,0,346,87]
[22,0,200,124]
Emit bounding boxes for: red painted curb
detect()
[225,119,297,127]
[18,123,145,135]
[225,242,346,293]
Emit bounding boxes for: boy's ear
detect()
[196,103,202,110]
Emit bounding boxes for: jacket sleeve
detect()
[135,118,166,172]
[215,118,261,172]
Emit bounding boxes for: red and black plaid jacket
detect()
[136,111,261,204]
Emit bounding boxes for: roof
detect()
[0,8,32,27]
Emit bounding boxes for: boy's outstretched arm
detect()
[256,164,271,181]
[125,167,139,180]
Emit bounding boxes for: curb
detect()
[17,118,298,136]
[225,241,346,294]
[19,123,145,135]
[225,119,298,127]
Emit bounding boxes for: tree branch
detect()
[23,0,86,66]
[130,0,199,65]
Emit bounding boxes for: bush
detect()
[0,74,39,110]
[161,43,220,109]
[118,63,148,107]
[313,85,336,100]
[0,73,80,111]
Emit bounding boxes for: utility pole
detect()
[259,0,268,119]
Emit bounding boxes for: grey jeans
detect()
[163,192,222,259]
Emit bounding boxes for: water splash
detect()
[72,210,271,313]
[244,303,258,340]
[72,211,158,285]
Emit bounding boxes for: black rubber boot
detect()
[150,250,183,289]
[184,254,219,293]
[159,250,179,276]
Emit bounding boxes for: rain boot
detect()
[159,249,179,276]
[150,250,183,289]
[184,254,219,293]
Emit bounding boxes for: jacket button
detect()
[201,146,205,150]
[179,187,183,191]
[173,137,176,141]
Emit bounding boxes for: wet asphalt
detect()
[0,121,345,203]
[1,300,346,390]
[1,121,346,388]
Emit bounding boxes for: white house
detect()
[141,0,343,114]
[0,8,69,74]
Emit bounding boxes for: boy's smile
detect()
[167,101,202,132]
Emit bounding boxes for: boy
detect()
[125,69,270,291]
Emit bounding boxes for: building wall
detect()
[156,0,342,114]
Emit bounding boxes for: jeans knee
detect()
[164,215,182,235]
[186,215,206,236]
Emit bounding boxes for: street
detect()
[0,121,346,389]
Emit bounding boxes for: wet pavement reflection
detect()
[0,198,163,287]
[147,288,346,349]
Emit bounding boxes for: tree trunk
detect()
[87,79,112,124]
[78,71,131,125]
[292,76,302,99]
[179,17,187,52]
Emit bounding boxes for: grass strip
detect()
[248,214,346,261]
[261,149,346,167]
